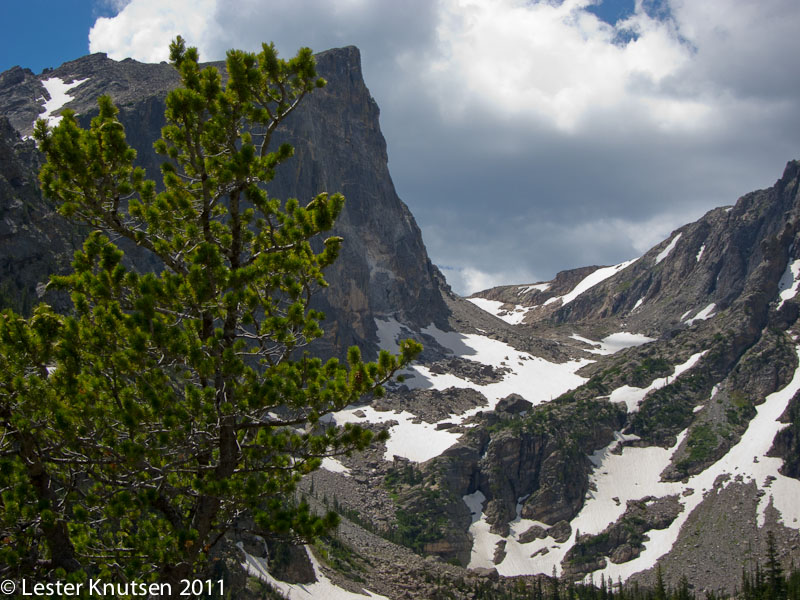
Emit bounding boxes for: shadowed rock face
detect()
[0,47,448,354]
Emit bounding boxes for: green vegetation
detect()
[313,536,368,583]
[0,37,420,591]
[389,504,447,554]
[384,462,424,490]
[630,357,671,387]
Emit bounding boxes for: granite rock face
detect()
[0,116,79,313]
[0,47,448,354]
[474,161,800,337]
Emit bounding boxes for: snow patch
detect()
[684,303,717,325]
[331,320,590,463]
[37,77,89,128]
[609,351,706,412]
[588,346,800,582]
[461,349,800,581]
[332,405,461,463]
[655,233,682,264]
[571,332,655,356]
[696,244,706,262]
[375,318,413,355]
[561,260,637,305]
[468,297,532,325]
[777,259,800,309]
[321,457,351,476]
[240,544,388,599]
[518,283,550,295]
[633,297,644,310]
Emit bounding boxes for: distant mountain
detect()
[472,161,800,338]
[3,45,800,598]
[302,160,800,595]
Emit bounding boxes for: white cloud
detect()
[89,0,220,63]
[420,0,715,132]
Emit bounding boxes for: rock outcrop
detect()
[0,47,449,355]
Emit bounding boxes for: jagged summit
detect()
[472,160,800,339]
[3,42,800,600]
[0,46,449,356]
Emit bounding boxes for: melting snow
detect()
[542,259,638,309]
[655,233,682,264]
[468,297,532,325]
[609,351,706,413]
[519,283,550,295]
[696,244,706,262]
[321,457,351,476]
[633,297,644,310]
[561,260,637,305]
[587,346,800,582]
[36,77,89,128]
[332,405,462,463]
[331,320,590,463]
[471,347,800,580]
[571,332,656,355]
[240,544,389,599]
[777,259,800,309]
[684,303,717,325]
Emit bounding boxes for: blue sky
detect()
[0,2,115,73]
[2,1,799,294]
[1,0,644,74]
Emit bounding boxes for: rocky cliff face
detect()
[451,161,800,589]
[0,47,448,354]
[5,44,800,599]
[476,161,800,337]
[0,116,79,313]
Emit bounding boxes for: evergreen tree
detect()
[766,531,787,600]
[1,37,420,592]
[655,565,668,600]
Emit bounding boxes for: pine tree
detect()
[655,565,668,600]
[766,531,787,600]
[2,37,420,591]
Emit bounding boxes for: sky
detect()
[2,0,800,295]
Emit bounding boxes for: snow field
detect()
[560,260,638,306]
[240,544,389,599]
[655,233,682,264]
[321,457,351,476]
[331,404,462,463]
[335,320,590,463]
[465,347,800,581]
[696,244,706,262]
[37,77,89,128]
[584,346,800,582]
[467,297,533,325]
[608,351,706,412]
[570,332,655,355]
[464,350,705,577]
[519,283,551,294]
[684,303,717,325]
[778,258,800,309]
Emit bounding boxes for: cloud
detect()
[89,0,219,63]
[87,0,800,296]
[425,0,702,132]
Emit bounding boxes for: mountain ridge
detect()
[0,46,449,358]
[2,44,800,598]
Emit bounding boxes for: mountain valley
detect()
[1,47,800,599]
